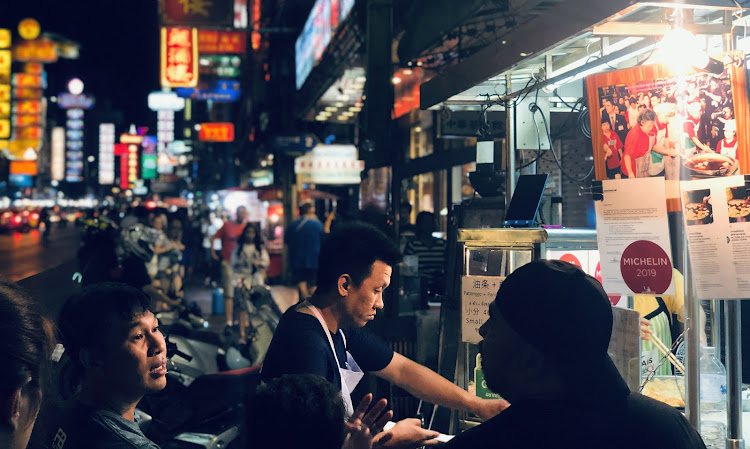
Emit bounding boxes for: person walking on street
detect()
[212,206,248,329]
[285,202,324,300]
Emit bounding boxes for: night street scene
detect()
[2,1,750,448]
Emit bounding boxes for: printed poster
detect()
[595,177,675,296]
[680,175,750,299]
[461,276,503,344]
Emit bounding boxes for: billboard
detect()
[160,27,199,88]
[160,0,233,27]
[175,79,240,102]
[198,123,234,142]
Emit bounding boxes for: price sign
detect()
[619,240,672,294]
[461,275,504,344]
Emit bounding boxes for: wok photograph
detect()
[683,188,713,226]
[727,185,750,223]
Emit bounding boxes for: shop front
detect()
[417,0,750,444]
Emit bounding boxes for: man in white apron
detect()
[262,223,508,447]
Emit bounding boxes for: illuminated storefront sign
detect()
[99,123,115,185]
[198,55,241,78]
[0,29,11,48]
[9,160,37,175]
[0,32,8,151]
[147,91,185,111]
[57,93,94,109]
[160,27,199,88]
[198,30,246,54]
[12,38,57,63]
[160,0,234,27]
[175,79,240,102]
[294,144,364,185]
[51,126,64,181]
[65,108,84,182]
[17,19,40,41]
[198,122,234,142]
[142,154,157,179]
[11,73,41,88]
[0,119,9,138]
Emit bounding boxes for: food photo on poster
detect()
[683,188,713,226]
[726,184,750,223]
[586,55,750,195]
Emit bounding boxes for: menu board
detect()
[680,175,750,299]
[595,177,675,296]
[461,275,503,344]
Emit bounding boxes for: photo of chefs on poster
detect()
[586,59,749,185]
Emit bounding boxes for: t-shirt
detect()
[443,394,706,449]
[623,125,655,177]
[285,217,325,271]
[404,236,447,293]
[213,221,246,262]
[48,401,160,449]
[261,307,394,389]
[603,130,623,169]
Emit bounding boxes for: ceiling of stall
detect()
[419,0,745,110]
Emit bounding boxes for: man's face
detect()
[236,206,247,222]
[98,311,167,398]
[478,301,528,402]
[341,261,392,327]
[723,107,733,119]
[602,100,613,113]
[601,121,611,133]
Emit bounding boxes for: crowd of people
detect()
[600,72,738,180]
[0,200,710,449]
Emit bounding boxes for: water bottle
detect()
[699,346,727,449]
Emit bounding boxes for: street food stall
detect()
[419,0,750,445]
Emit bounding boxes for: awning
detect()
[420,0,742,110]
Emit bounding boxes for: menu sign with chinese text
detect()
[198,30,246,54]
[160,0,233,27]
[461,276,503,344]
[160,27,199,88]
[198,122,234,142]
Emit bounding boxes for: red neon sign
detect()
[198,30,246,54]
[160,27,199,88]
[198,123,235,142]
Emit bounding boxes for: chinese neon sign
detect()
[160,27,199,88]
[198,122,234,142]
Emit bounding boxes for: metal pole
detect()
[685,244,701,430]
[725,300,744,449]
[505,73,515,209]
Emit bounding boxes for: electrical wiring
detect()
[532,105,595,183]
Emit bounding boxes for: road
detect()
[0,226,81,282]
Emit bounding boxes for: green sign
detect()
[474,354,502,400]
[142,154,157,179]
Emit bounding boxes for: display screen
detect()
[503,174,548,227]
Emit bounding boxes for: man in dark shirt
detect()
[262,222,508,447]
[49,283,167,449]
[285,202,325,300]
[601,96,629,145]
[444,260,706,449]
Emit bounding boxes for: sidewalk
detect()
[183,279,299,329]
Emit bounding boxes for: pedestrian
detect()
[212,206,248,329]
[285,202,324,300]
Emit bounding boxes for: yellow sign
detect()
[18,19,40,41]
[8,139,40,159]
[0,140,8,150]
[0,50,11,74]
[0,102,9,118]
[0,119,9,138]
[0,29,10,49]
[0,85,9,102]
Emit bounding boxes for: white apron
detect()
[303,300,364,417]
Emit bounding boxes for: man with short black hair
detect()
[443,260,706,449]
[50,282,167,449]
[263,222,507,448]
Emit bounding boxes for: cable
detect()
[533,106,595,183]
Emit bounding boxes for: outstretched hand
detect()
[344,394,393,449]
[472,397,510,422]
[373,418,440,449]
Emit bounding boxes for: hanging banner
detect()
[680,175,750,299]
[594,177,675,296]
[160,0,233,27]
[160,27,199,88]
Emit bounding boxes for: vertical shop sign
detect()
[98,123,115,185]
[50,126,64,181]
[160,27,199,88]
[0,31,11,150]
[160,0,234,27]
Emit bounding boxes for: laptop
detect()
[502,174,549,227]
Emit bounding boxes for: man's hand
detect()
[640,317,653,341]
[471,397,510,422]
[344,394,392,449]
[211,250,220,261]
[373,418,440,449]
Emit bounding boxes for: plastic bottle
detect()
[700,346,727,411]
[212,287,225,315]
[699,346,727,449]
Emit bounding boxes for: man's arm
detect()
[373,353,508,421]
